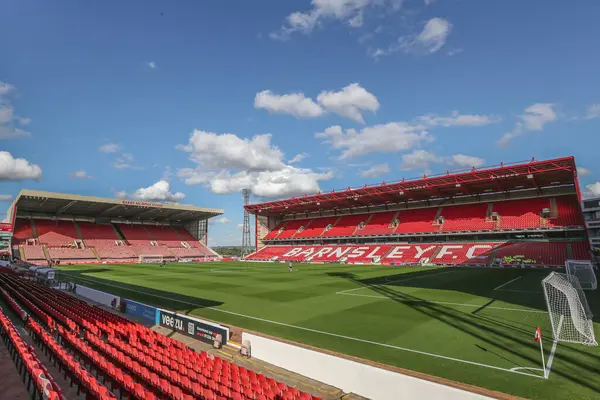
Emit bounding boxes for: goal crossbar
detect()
[138,254,164,263]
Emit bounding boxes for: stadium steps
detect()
[353,214,373,235]
[111,223,127,242]
[429,245,444,261]
[90,247,101,261]
[566,242,574,260]
[549,197,559,218]
[170,225,186,240]
[486,246,499,266]
[72,221,85,240]
[141,224,156,240]
[18,245,25,260]
[485,203,494,221]
[389,211,401,233]
[321,216,342,237]
[292,219,313,238]
[30,218,38,239]
[42,245,51,262]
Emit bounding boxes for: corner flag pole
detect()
[535,327,547,379]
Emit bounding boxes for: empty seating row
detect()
[0,310,64,400]
[246,241,591,266]
[0,273,321,400]
[263,197,584,240]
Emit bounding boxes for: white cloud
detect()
[360,163,390,178]
[122,153,134,161]
[0,81,15,96]
[0,82,31,140]
[99,143,120,153]
[449,154,485,168]
[271,0,403,40]
[0,126,29,140]
[400,150,443,171]
[255,83,379,123]
[178,130,334,198]
[289,153,309,164]
[178,130,285,171]
[316,123,432,159]
[254,90,324,118]
[114,191,127,200]
[148,61,157,69]
[209,216,230,225]
[316,83,379,123]
[498,103,557,146]
[271,0,373,40]
[210,166,334,198]
[68,169,93,179]
[129,180,185,203]
[585,182,600,198]
[0,194,13,201]
[236,223,244,230]
[577,167,591,178]
[583,104,600,120]
[418,111,501,127]
[0,105,13,124]
[0,151,42,181]
[400,150,485,171]
[372,17,452,58]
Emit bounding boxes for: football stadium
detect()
[1,157,598,400]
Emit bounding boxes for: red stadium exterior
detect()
[244,157,592,267]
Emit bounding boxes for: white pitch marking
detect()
[495,289,543,294]
[337,269,457,294]
[337,292,548,313]
[493,276,522,291]
[68,273,544,379]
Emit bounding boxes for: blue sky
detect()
[1,0,600,246]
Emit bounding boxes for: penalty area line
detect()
[337,269,457,295]
[69,274,543,380]
[337,292,547,313]
[493,276,522,291]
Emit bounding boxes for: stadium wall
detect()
[242,332,492,400]
[75,284,121,308]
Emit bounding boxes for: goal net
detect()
[138,254,164,263]
[565,259,597,290]
[542,272,597,346]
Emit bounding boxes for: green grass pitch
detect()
[57,262,600,399]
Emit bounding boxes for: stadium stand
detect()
[246,241,587,267]
[246,157,592,268]
[9,190,223,264]
[0,272,323,400]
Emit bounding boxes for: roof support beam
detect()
[56,200,77,217]
[98,204,123,216]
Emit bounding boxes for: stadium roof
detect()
[11,190,223,223]
[245,157,579,217]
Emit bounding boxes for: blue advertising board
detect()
[124,298,158,324]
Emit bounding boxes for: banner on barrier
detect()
[157,309,229,345]
[124,299,158,324]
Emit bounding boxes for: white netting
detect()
[565,259,597,290]
[138,254,163,263]
[542,272,597,346]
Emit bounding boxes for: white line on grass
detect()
[337,292,548,313]
[337,270,457,295]
[493,276,522,291]
[69,273,544,380]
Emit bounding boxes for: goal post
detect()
[542,272,597,346]
[565,259,597,290]
[138,254,164,263]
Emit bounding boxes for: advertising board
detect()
[158,309,229,345]
[124,299,159,324]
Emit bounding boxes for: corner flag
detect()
[534,327,542,342]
